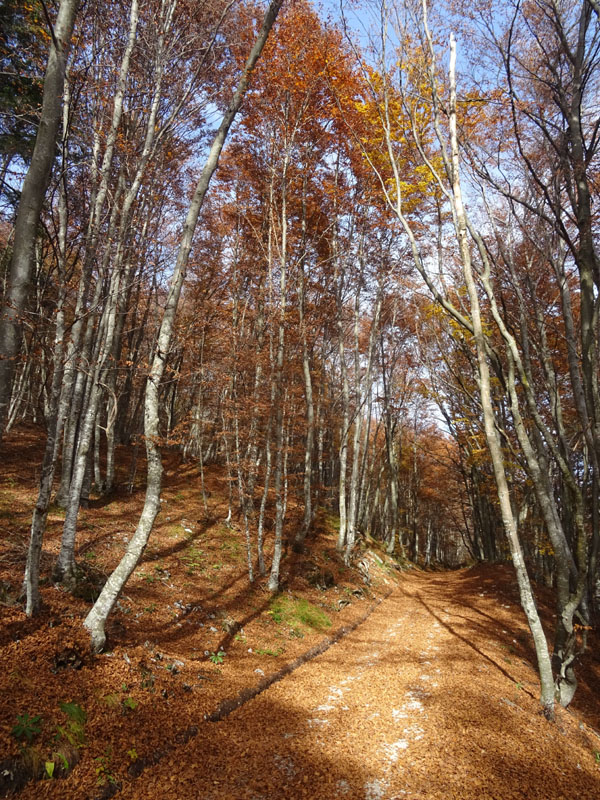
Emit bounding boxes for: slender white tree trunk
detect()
[336,304,350,552]
[268,146,289,593]
[84,0,284,650]
[443,29,555,717]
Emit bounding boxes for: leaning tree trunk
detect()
[84,0,284,652]
[0,0,80,444]
[370,0,558,717]
[443,30,556,717]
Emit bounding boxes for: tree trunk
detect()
[444,30,555,717]
[267,143,289,593]
[336,303,350,553]
[0,0,80,443]
[84,0,284,651]
[294,184,315,552]
[294,294,315,551]
[24,100,71,614]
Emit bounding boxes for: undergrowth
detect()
[268,595,332,632]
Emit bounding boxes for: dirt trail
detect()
[121,569,600,800]
[3,432,598,800]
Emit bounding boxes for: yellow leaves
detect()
[537,544,555,556]
[397,164,438,198]
[350,64,441,216]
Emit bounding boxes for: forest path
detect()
[121,569,600,800]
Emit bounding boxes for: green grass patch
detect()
[221,537,241,555]
[268,595,332,632]
[180,545,204,574]
[255,646,285,657]
[324,513,340,532]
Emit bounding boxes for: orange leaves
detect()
[240,0,355,154]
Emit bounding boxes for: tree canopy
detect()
[1,0,599,719]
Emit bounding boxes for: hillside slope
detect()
[0,428,599,799]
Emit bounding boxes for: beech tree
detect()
[1,0,501,660]
[0,0,80,444]
[343,0,593,717]
[84,0,284,651]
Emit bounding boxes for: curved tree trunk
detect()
[84,0,284,651]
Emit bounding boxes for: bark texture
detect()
[84,0,284,651]
[0,0,80,443]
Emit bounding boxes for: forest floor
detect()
[0,426,599,799]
